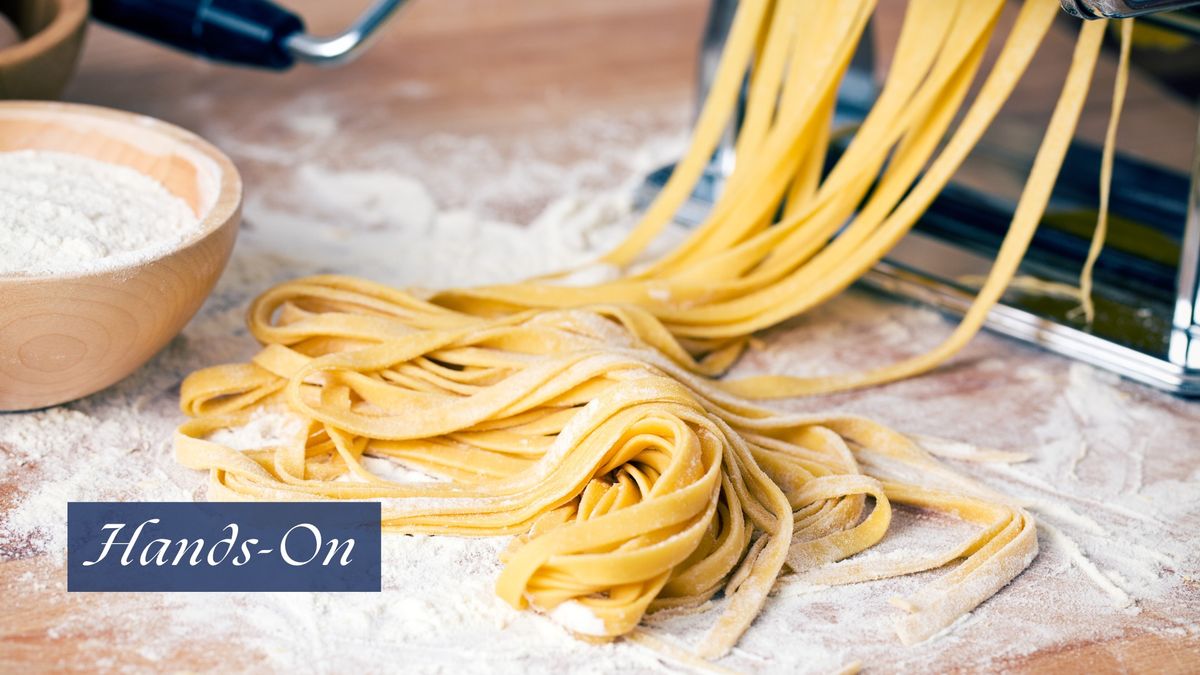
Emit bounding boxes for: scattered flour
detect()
[550,601,610,637]
[207,407,307,451]
[0,150,200,277]
[2,112,1199,673]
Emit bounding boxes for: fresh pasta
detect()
[175,0,1123,660]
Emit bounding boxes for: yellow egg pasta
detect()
[176,0,1123,660]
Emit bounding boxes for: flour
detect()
[207,407,307,451]
[0,150,200,277]
[3,114,1199,673]
[550,600,609,637]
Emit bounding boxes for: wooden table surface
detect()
[2,0,1199,672]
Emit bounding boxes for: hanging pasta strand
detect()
[1079,19,1134,323]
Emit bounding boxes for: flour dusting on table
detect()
[3,112,1199,673]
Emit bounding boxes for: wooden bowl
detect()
[0,0,88,99]
[0,101,242,411]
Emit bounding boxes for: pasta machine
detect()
[90,0,409,69]
[638,0,1200,396]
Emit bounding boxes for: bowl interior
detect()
[0,102,241,410]
[0,0,62,42]
[0,0,88,100]
[0,104,224,225]
[0,8,21,47]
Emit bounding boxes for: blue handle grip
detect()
[91,0,305,70]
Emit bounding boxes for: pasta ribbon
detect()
[176,0,1122,659]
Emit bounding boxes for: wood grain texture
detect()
[1003,630,1200,674]
[0,0,87,99]
[0,556,268,671]
[0,102,242,411]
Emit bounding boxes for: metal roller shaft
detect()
[1062,0,1200,19]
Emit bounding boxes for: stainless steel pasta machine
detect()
[638,0,1200,396]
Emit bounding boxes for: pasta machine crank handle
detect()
[90,0,409,70]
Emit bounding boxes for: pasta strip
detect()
[174,0,1127,661]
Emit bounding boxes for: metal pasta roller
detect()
[638,0,1200,396]
[1063,0,1200,19]
[90,0,410,69]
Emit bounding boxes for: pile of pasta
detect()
[177,0,1129,659]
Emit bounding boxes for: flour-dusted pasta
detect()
[175,0,1124,660]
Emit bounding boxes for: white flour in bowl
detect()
[0,150,200,277]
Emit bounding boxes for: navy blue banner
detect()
[68,502,381,592]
